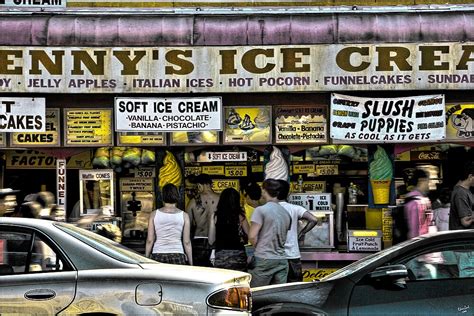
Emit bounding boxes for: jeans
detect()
[249,256,289,287]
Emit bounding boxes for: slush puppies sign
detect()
[0,98,45,132]
[330,94,445,143]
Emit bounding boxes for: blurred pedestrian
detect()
[15,202,41,219]
[248,179,291,287]
[35,191,55,218]
[0,188,20,217]
[208,188,249,272]
[405,169,432,238]
[146,183,193,265]
[277,180,318,283]
[96,223,122,242]
[433,187,451,232]
[449,161,474,230]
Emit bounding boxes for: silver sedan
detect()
[0,217,251,315]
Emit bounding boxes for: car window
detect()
[0,230,68,275]
[55,222,156,264]
[321,241,413,281]
[400,243,474,281]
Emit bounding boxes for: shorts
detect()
[192,238,212,267]
[249,256,289,287]
[151,253,187,265]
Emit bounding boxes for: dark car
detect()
[0,217,251,315]
[252,230,474,316]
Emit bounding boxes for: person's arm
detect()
[405,201,420,239]
[248,222,262,246]
[145,211,156,258]
[182,212,193,265]
[298,211,318,239]
[453,194,474,228]
[208,213,216,246]
[185,199,196,225]
[239,214,250,236]
[460,215,474,227]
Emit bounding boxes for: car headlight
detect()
[207,286,252,312]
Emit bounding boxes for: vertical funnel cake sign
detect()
[369,145,394,205]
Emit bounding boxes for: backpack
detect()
[391,196,418,244]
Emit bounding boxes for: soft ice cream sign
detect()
[115,97,222,132]
[330,94,446,143]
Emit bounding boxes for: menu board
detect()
[445,104,473,142]
[64,109,113,146]
[0,133,5,147]
[11,108,60,147]
[223,106,271,144]
[117,132,166,146]
[275,106,327,144]
[171,131,219,145]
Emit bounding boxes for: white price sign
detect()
[115,97,222,132]
[288,193,331,212]
[206,151,247,162]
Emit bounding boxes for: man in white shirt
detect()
[277,180,318,282]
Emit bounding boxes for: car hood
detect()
[139,263,251,285]
[252,281,334,311]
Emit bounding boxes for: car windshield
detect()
[321,238,419,281]
[54,222,156,264]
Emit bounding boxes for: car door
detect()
[0,227,77,315]
[348,240,474,316]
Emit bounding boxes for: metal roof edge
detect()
[2,3,474,16]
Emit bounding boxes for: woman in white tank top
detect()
[145,184,193,265]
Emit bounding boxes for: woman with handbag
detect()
[208,188,249,271]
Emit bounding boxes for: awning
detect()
[0,9,473,46]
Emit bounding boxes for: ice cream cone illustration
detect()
[369,146,393,204]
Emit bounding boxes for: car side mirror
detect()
[368,264,409,290]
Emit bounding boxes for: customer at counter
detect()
[208,188,249,272]
[146,183,193,265]
[248,179,291,287]
[243,181,262,223]
[185,174,219,267]
[277,180,318,282]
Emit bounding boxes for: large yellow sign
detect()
[6,150,93,169]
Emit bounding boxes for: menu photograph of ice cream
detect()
[171,131,219,145]
[223,106,272,144]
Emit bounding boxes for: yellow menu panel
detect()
[65,109,113,146]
